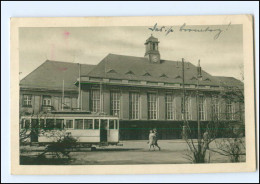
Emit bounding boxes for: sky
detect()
[19,24,243,80]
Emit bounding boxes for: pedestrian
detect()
[203,131,209,150]
[148,129,155,151]
[153,128,161,151]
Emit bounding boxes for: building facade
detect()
[20,35,244,140]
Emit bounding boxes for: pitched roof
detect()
[86,53,221,86]
[20,60,95,91]
[145,35,159,43]
[215,76,244,88]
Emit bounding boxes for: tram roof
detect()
[21,111,119,118]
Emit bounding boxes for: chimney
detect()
[197,59,202,78]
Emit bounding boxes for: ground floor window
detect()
[129,92,140,120]
[111,91,120,116]
[181,96,192,120]
[198,96,207,120]
[91,90,101,112]
[226,100,235,120]
[166,94,176,120]
[212,96,220,120]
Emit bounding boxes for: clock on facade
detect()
[151,55,160,63]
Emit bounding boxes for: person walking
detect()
[153,128,161,151]
[148,129,156,151]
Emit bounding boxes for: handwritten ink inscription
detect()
[148,22,231,40]
[148,23,174,36]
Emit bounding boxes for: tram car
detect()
[20,111,120,147]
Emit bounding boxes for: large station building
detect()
[20,35,244,140]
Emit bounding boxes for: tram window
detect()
[109,120,115,129]
[94,119,99,129]
[39,119,45,129]
[84,119,93,129]
[56,119,64,129]
[75,119,83,129]
[31,119,39,130]
[24,119,30,129]
[65,120,73,129]
[115,120,118,129]
[46,119,55,130]
[20,119,25,129]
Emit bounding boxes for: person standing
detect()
[203,131,209,150]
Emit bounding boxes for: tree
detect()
[39,131,78,159]
[183,79,244,163]
[210,124,245,162]
[183,117,220,163]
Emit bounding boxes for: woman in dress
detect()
[148,130,156,151]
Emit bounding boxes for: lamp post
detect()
[197,59,202,150]
[77,63,82,111]
[181,58,187,139]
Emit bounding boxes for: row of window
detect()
[22,95,73,108]
[22,92,236,121]
[90,90,236,121]
[21,118,118,130]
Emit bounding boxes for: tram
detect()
[20,111,120,146]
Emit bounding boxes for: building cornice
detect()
[77,77,223,92]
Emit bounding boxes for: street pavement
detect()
[68,139,242,165]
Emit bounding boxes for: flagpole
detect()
[78,63,81,110]
[62,79,64,111]
[182,58,186,126]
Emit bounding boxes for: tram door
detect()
[31,119,39,142]
[100,119,108,142]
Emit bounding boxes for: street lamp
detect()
[197,59,203,149]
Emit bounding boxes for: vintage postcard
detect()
[10,15,256,175]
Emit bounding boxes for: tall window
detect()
[42,96,51,106]
[181,96,191,120]
[91,90,101,112]
[212,96,220,120]
[199,96,206,120]
[148,93,157,120]
[166,94,176,120]
[23,94,32,106]
[111,91,120,116]
[129,92,139,119]
[226,100,234,120]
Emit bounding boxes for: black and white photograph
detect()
[9,15,256,175]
